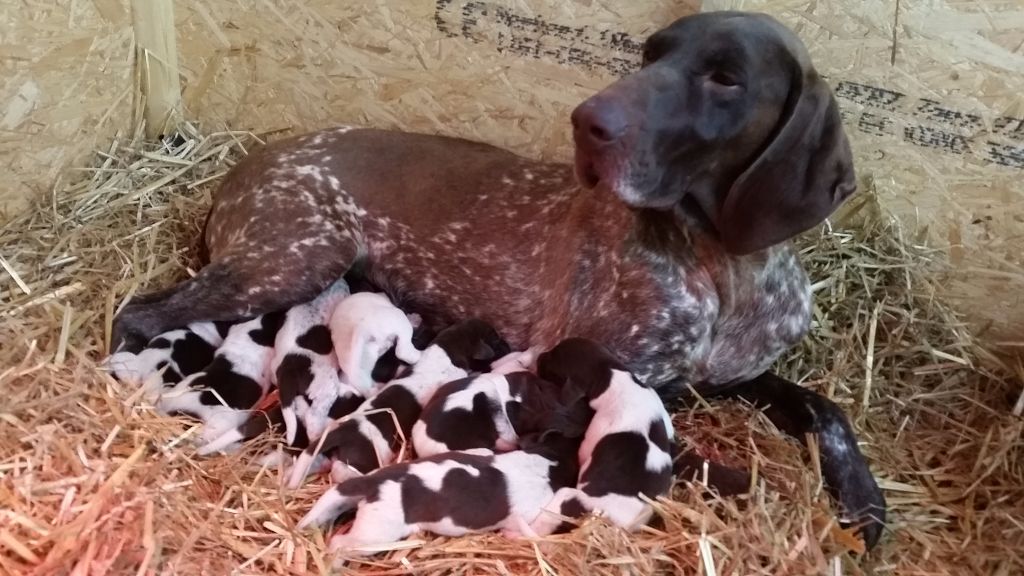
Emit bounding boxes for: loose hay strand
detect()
[0,127,1022,574]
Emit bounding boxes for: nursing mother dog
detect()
[112,11,885,548]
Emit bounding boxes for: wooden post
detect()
[131,0,182,139]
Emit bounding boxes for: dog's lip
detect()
[574,149,602,189]
[575,148,676,212]
[581,160,601,188]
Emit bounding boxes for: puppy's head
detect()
[572,11,855,254]
[431,318,512,373]
[507,373,596,438]
[536,337,633,400]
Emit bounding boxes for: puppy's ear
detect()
[471,340,496,362]
[535,351,561,384]
[719,69,856,254]
[559,378,586,406]
[489,336,512,361]
[558,396,595,438]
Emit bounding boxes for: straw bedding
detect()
[1,126,1022,575]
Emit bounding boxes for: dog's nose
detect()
[572,99,629,147]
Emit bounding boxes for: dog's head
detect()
[572,11,855,255]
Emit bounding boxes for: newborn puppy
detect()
[529,338,675,534]
[413,371,591,457]
[105,321,230,398]
[297,430,582,558]
[330,292,421,394]
[199,345,431,458]
[286,319,509,488]
[272,279,363,445]
[157,312,286,443]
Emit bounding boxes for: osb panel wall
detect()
[1,0,134,218]
[706,0,1024,340]
[5,0,1023,338]
[171,0,699,156]
[3,0,698,216]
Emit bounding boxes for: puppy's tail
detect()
[198,405,284,456]
[286,422,348,488]
[287,448,325,489]
[297,481,364,530]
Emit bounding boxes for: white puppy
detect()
[329,292,421,394]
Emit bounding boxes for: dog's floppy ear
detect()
[719,70,856,255]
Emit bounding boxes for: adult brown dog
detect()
[113,11,885,548]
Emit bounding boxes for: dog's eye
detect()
[642,45,659,65]
[706,71,741,88]
[641,38,667,65]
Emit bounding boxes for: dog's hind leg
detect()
[112,148,368,353]
[112,226,361,354]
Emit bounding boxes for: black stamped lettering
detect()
[994,116,1024,143]
[904,125,970,154]
[435,0,642,76]
[987,141,1024,169]
[834,81,905,111]
[857,111,895,137]
[914,99,982,131]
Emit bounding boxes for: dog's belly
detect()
[357,210,810,396]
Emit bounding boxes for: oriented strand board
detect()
[0,0,134,219]
[704,0,1024,340]
[3,0,699,216]
[171,0,699,159]
[4,0,1024,337]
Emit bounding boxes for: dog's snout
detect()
[572,99,629,147]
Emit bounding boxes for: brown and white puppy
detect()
[157,312,285,443]
[112,12,883,548]
[272,279,362,445]
[297,431,582,559]
[105,321,231,399]
[529,338,675,534]
[286,319,509,488]
[412,371,591,457]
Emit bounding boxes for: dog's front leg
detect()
[708,371,886,551]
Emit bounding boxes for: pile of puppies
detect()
[106,279,676,557]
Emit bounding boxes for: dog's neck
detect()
[528,182,785,352]
[563,186,724,275]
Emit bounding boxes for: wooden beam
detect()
[131,0,182,139]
